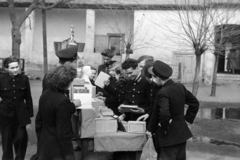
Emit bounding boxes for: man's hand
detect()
[118,105,124,113]
[137,114,149,121]
[72,99,81,107]
[146,131,152,138]
[104,80,110,86]
[98,96,106,102]
[185,120,192,129]
[96,92,103,97]
[118,114,126,121]
[130,107,145,114]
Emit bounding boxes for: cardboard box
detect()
[71,78,93,108]
[95,117,117,133]
[100,107,114,117]
[81,108,96,138]
[128,121,146,133]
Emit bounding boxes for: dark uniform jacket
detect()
[35,89,75,160]
[147,79,199,147]
[123,75,152,120]
[104,77,128,115]
[0,73,33,126]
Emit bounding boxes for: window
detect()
[108,33,124,56]
[94,34,124,55]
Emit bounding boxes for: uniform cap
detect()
[148,60,173,79]
[101,46,116,58]
[56,46,78,60]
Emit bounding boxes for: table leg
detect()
[135,151,142,160]
[81,138,92,160]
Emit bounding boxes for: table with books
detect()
[71,78,147,160]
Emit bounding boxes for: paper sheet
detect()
[94,71,110,88]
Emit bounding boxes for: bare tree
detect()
[7,0,70,59]
[149,0,240,96]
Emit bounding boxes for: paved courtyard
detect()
[0,80,240,160]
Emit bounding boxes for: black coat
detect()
[35,89,75,160]
[147,79,199,147]
[123,76,152,121]
[0,73,33,126]
[104,77,128,116]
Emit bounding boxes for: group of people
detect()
[0,44,199,160]
[93,48,200,160]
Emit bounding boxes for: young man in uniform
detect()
[119,58,152,121]
[0,57,33,160]
[147,60,199,160]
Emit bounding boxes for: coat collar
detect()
[133,74,143,84]
[7,73,20,82]
[162,79,174,87]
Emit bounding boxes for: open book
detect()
[119,104,138,112]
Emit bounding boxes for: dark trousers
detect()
[158,141,186,160]
[0,116,28,160]
[71,111,81,147]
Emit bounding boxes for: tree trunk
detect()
[11,25,21,59]
[42,0,48,74]
[210,53,219,96]
[192,54,201,96]
[125,53,130,60]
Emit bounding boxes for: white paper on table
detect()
[74,94,92,109]
[94,71,110,89]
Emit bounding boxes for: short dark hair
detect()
[122,58,138,70]
[47,64,77,91]
[142,61,154,80]
[3,56,19,68]
[137,55,154,64]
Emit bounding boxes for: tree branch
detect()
[37,0,72,10]
[7,0,17,25]
[17,0,39,26]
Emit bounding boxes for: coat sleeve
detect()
[147,96,159,133]
[182,84,199,124]
[147,91,171,134]
[25,76,34,117]
[35,96,43,142]
[56,99,76,160]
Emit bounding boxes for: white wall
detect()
[32,8,86,64]
[95,10,134,38]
